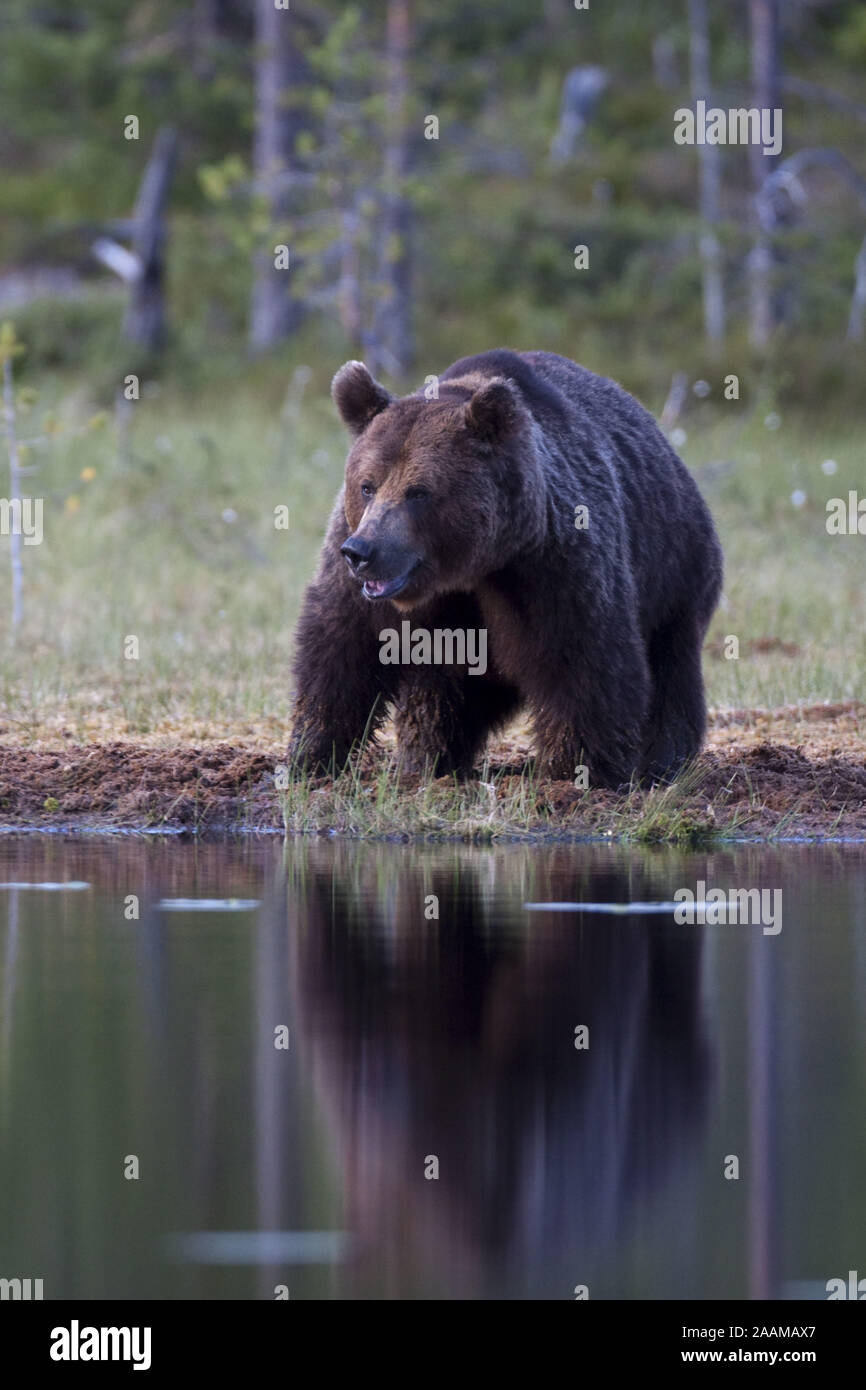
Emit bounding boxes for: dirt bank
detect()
[0,701,864,839]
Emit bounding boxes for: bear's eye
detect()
[405,486,429,502]
[360,481,376,498]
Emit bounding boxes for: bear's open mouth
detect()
[362,563,420,601]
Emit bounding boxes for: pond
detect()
[1,835,864,1300]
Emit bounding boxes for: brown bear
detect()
[288,349,723,787]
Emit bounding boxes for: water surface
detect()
[1,835,864,1300]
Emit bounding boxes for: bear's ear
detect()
[331,361,392,435]
[464,377,520,444]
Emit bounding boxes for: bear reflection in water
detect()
[287,843,712,1297]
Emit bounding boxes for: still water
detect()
[1,834,865,1300]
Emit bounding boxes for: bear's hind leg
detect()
[640,610,708,783]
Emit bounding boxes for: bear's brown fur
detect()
[289,350,723,787]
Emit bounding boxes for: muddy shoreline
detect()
[1,702,864,841]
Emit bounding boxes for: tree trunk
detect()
[2,355,24,631]
[749,0,781,350]
[369,0,413,376]
[847,233,866,342]
[339,203,363,350]
[248,0,306,353]
[688,0,725,353]
[123,127,177,355]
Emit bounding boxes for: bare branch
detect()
[783,76,866,125]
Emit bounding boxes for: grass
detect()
[620,762,739,847]
[281,753,552,842]
[0,364,339,742]
[277,748,735,844]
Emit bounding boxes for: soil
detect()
[1,701,865,840]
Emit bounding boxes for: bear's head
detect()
[332,361,544,611]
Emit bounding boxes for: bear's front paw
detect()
[395,748,478,782]
[286,731,345,777]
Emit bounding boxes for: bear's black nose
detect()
[340,536,375,573]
